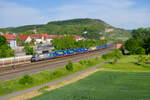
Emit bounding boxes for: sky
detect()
[0,0,150,29]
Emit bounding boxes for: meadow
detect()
[29,71,150,100]
[29,55,150,100]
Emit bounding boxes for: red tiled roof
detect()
[19,35,29,40]
[47,35,57,39]
[30,34,43,39]
[74,35,81,39]
[42,33,48,38]
[2,34,16,40]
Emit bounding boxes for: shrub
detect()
[79,60,87,65]
[145,56,150,64]
[66,61,74,71]
[19,74,33,85]
[24,46,35,55]
[136,55,146,65]
[52,70,65,77]
[135,47,146,54]
[102,49,122,60]
[87,60,94,66]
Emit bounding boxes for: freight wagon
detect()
[31,45,109,62]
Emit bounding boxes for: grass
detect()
[38,86,49,93]
[100,55,150,71]
[0,55,106,96]
[28,55,150,100]
[29,71,150,100]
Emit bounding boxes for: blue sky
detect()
[0,0,150,29]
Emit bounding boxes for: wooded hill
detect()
[3,18,131,40]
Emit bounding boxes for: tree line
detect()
[123,28,150,54]
[52,35,107,51]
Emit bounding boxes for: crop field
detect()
[29,71,150,100]
[29,55,150,100]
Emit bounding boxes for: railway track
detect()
[0,46,115,81]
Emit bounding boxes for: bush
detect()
[135,47,146,54]
[66,61,74,71]
[52,70,65,77]
[24,46,35,55]
[136,55,146,65]
[87,60,94,66]
[19,74,34,85]
[102,49,122,60]
[79,60,87,65]
[145,56,150,64]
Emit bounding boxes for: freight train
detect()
[31,44,110,62]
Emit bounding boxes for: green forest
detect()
[1,18,130,40]
[52,35,107,50]
[124,28,150,54]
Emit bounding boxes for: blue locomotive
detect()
[31,44,109,62]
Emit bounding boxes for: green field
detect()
[100,55,150,71]
[29,71,150,100]
[29,55,150,100]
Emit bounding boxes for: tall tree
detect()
[0,35,14,58]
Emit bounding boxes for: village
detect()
[0,29,85,56]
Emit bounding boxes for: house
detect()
[46,35,57,44]
[74,35,85,41]
[116,43,122,49]
[30,34,44,44]
[2,33,17,47]
[19,34,86,45]
[19,35,31,43]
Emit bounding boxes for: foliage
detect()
[124,28,150,55]
[24,46,35,55]
[124,39,145,54]
[136,55,150,65]
[19,74,33,85]
[79,60,87,65]
[143,36,150,54]
[7,18,130,40]
[0,28,8,33]
[16,36,25,46]
[135,47,146,54]
[66,61,74,71]
[102,49,122,60]
[0,35,14,58]
[136,55,146,65]
[52,35,107,50]
[7,25,43,33]
[0,35,7,45]
[52,35,76,50]
[132,28,150,39]
[23,30,36,35]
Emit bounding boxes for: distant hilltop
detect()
[0,18,131,41]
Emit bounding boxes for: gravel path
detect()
[0,60,111,100]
